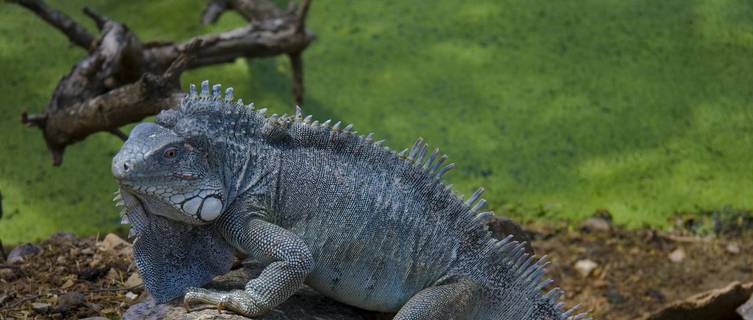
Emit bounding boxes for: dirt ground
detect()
[528,219,753,319]
[0,218,751,320]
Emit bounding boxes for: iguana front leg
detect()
[184,218,314,316]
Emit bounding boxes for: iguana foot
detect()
[184,287,267,317]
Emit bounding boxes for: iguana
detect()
[112,80,589,319]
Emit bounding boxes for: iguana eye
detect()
[163,147,178,159]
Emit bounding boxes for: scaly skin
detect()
[112,81,590,319]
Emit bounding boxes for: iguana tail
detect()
[461,235,591,320]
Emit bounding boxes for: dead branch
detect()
[13,0,315,165]
[9,0,94,49]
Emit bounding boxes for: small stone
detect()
[580,217,611,233]
[669,248,686,263]
[99,233,132,256]
[81,248,93,255]
[7,243,41,264]
[57,291,85,309]
[124,272,143,288]
[727,243,741,255]
[125,291,138,301]
[574,259,599,277]
[61,278,75,289]
[605,289,625,305]
[106,268,120,281]
[56,255,66,264]
[69,248,81,257]
[738,294,753,319]
[31,302,51,313]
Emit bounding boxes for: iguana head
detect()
[112,121,226,225]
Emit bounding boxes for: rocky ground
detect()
[0,215,752,319]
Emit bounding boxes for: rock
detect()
[31,302,51,313]
[7,243,41,264]
[726,243,741,255]
[106,268,121,281]
[125,291,139,301]
[668,248,685,263]
[125,272,143,289]
[124,264,387,320]
[580,217,611,233]
[574,259,598,277]
[57,291,86,310]
[605,288,625,305]
[486,216,534,254]
[61,278,75,289]
[645,281,753,320]
[739,294,753,320]
[99,233,132,256]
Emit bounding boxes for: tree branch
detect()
[9,0,94,49]
[201,0,229,25]
[11,0,315,165]
[289,52,304,106]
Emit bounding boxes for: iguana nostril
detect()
[123,161,130,171]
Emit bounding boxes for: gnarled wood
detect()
[13,0,315,166]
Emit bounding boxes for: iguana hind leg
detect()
[393,278,477,320]
[184,218,314,317]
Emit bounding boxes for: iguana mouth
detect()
[116,185,221,226]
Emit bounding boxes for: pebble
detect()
[738,294,753,320]
[57,291,85,309]
[61,278,75,289]
[668,248,686,263]
[580,217,611,233]
[124,272,143,288]
[726,243,741,255]
[125,291,138,301]
[99,233,132,256]
[7,243,41,264]
[106,268,121,281]
[31,302,51,313]
[574,259,599,277]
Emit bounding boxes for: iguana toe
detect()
[184,287,264,317]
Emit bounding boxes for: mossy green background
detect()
[2,1,753,243]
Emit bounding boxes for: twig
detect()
[84,284,143,293]
[289,52,304,106]
[8,0,94,49]
[657,232,713,243]
[201,0,229,25]
[82,7,110,30]
[295,0,312,33]
[108,129,128,141]
[20,109,46,128]
[2,292,46,310]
